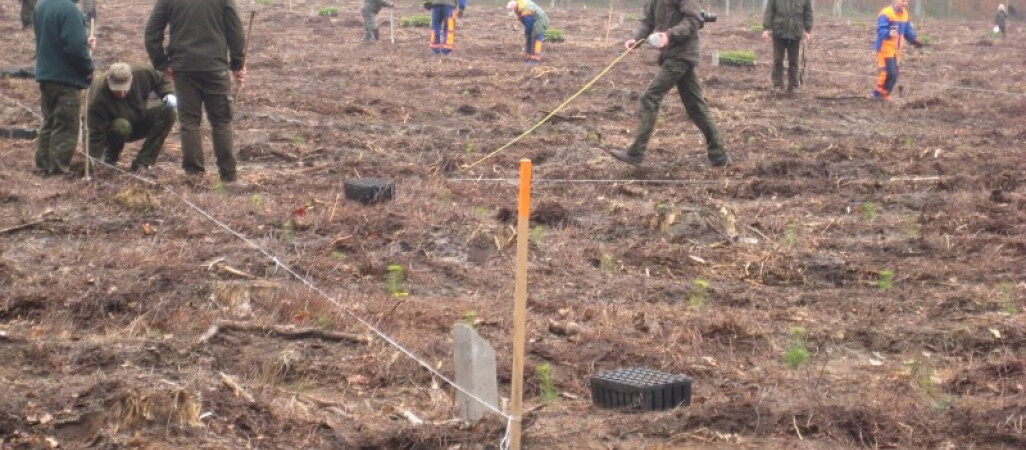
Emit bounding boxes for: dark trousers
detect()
[174,70,237,181]
[20,0,35,28]
[430,5,456,54]
[91,106,177,169]
[627,58,725,159]
[36,82,82,175]
[772,37,801,90]
[362,8,380,41]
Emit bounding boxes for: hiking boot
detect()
[605,148,643,166]
[871,90,891,101]
[708,153,731,167]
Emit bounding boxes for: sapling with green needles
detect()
[386,264,408,297]
[784,326,810,370]
[536,363,559,403]
[688,279,710,309]
[876,270,894,291]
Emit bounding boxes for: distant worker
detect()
[507,0,548,63]
[425,0,466,55]
[762,0,813,93]
[32,0,95,176]
[361,0,394,42]
[87,63,177,172]
[995,4,1008,37]
[872,0,922,101]
[605,0,730,168]
[145,0,246,184]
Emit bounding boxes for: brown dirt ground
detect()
[2,1,1025,448]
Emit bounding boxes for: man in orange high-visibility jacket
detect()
[872,0,922,101]
[426,0,466,55]
[507,0,549,63]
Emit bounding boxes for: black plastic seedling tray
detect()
[590,367,691,411]
[343,178,395,204]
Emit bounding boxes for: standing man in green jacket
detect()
[144,0,246,184]
[762,0,813,92]
[87,62,177,172]
[361,0,394,42]
[33,0,94,176]
[605,0,729,168]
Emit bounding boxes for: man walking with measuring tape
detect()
[606,0,729,168]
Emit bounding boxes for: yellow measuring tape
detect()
[465,40,644,170]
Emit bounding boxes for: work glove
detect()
[911,39,923,49]
[163,94,177,109]
[85,9,97,21]
[646,32,669,49]
[422,0,431,9]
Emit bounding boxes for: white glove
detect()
[163,94,177,109]
[646,32,669,49]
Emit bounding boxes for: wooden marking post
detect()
[509,159,532,450]
[83,18,94,181]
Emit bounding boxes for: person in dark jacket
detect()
[605,0,729,168]
[21,0,95,30]
[995,4,1008,37]
[33,0,94,175]
[762,0,813,92]
[362,0,394,42]
[87,63,177,171]
[144,0,246,183]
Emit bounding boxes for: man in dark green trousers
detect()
[145,0,246,184]
[33,0,94,176]
[606,0,729,168]
[763,0,813,92]
[87,62,177,172]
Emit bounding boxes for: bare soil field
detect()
[2,1,1025,448]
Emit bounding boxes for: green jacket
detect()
[144,0,246,72]
[362,0,390,15]
[87,64,174,153]
[632,0,703,65]
[33,0,94,88]
[763,0,813,41]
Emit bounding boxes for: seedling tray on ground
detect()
[343,178,395,204]
[590,367,691,411]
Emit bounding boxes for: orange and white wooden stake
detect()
[509,159,532,450]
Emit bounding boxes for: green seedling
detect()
[473,206,489,217]
[281,220,295,242]
[623,14,639,21]
[461,310,478,326]
[255,0,272,5]
[293,133,306,144]
[600,253,615,272]
[587,131,599,143]
[783,222,799,248]
[544,28,565,42]
[530,225,545,245]
[317,7,339,16]
[329,250,346,260]
[718,50,756,67]
[861,201,877,221]
[784,326,810,370]
[688,279,710,309]
[749,24,764,32]
[313,314,336,329]
[386,264,408,297]
[903,215,920,239]
[401,14,431,27]
[875,270,894,291]
[918,35,933,45]
[999,283,1018,314]
[536,363,559,403]
[901,136,915,148]
[464,142,476,155]
[249,194,263,213]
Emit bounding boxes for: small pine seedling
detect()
[688,279,710,308]
[536,363,559,403]
[876,270,894,291]
[861,201,877,221]
[784,326,810,370]
[386,264,408,297]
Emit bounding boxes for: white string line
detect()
[0,91,43,120]
[86,157,516,425]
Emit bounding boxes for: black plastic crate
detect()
[343,178,395,205]
[590,367,691,411]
